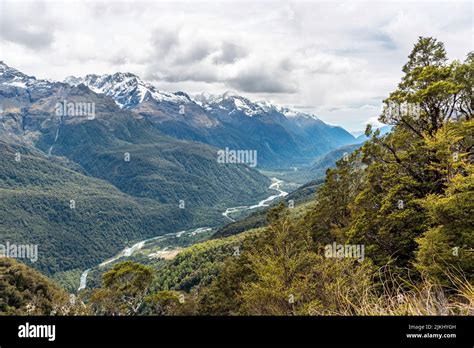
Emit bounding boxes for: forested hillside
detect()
[0,139,193,274]
[0,63,272,276]
[84,37,473,316]
[1,36,472,317]
[0,258,88,315]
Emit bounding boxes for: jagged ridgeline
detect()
[1,36,472,317]
[0,63,271,275]
[64,73,356,168]
[85,37,473,316]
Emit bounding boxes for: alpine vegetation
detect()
[0,0,472,331]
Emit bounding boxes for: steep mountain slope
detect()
[0,139,193,274]
[0,62,271,275]
[0,258,72,315]
[310,143,363,178]
[65,73,356,167]
[65,72,189,109]
[0,62,270,207]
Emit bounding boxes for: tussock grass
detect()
[329,266,473,316]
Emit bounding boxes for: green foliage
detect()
[4,36,471,317]
[196,215,374,315]
[402,36,448,72]
[239,217,372,315]
[0,140,193,275]
[89,261,153,315]
[142,290,188,315]
[51,269,83,293]
[0,258,87,315]
[151,230,259,293]
[300,37,473,276]
[415,157,474,284]
[381,37,470,137]
[302,150,365,246]
[192,37,473,315]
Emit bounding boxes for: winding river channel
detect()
[77,177,288,291]
[222,178,288,221]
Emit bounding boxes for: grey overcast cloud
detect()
[0,0,472,131]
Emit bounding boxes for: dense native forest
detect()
[1,37,472,316]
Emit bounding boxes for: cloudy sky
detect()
[1,0,472,131]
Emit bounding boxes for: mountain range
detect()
[64,71,357,167]
[0,61,363,276]
[0,62,270,274]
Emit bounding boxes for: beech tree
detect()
[380,37,466,137]
[89,261,153,315]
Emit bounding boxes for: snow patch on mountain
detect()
[0,61,38,88]
[192,91,320,121]
[1,60,322,125]
[64,72,190,109]
[193,91,263,116]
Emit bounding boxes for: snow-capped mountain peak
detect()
[63,69,319,122]
[192,91,320,121]
[0,61,37,87]
[64,72,190,109]
[193,91,266,116]
[63,75,83,86]
[255,100,320,121]
[0,62,57,94]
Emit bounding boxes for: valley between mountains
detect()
[0,61,359,286]
[77,177,288,292]
[1,35,472,316]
